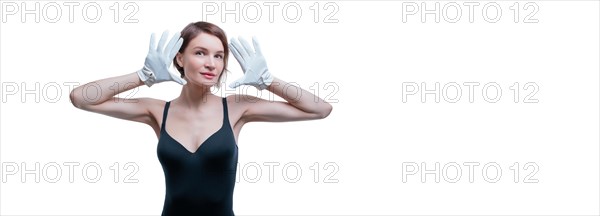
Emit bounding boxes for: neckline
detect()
[161,99,226,155]
[164,124,224,154]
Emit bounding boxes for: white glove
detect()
[228,36,273,90]
[137,30,187,87]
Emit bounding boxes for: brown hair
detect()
[174,21,229,88]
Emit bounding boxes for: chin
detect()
[191,79,218,87]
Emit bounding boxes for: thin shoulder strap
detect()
[221,97,230,124]
[161,101,171,131]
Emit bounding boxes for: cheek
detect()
[183,56,202,68]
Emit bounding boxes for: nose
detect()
[204,58,215,71]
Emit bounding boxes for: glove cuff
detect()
[257,72,274,90]
[137,67,156,87]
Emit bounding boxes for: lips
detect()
[200,72,216,79]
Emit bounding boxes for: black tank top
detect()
[157,98,238,216]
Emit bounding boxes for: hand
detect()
[137,30,186,87]
[228,36,274,90]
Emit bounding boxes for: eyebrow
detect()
[192,46,224,54]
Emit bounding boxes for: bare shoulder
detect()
[226,93,328,123]
[225,94,260,105]
[224,94,265,111]
[225,94,270,125]
[141,97,167,116]
[225,94,276,123]
[135,97,168,135]
[225,95,248,123]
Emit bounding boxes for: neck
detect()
[177,83,214,110]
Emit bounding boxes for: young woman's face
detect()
[176,33,225,87]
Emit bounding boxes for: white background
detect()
[1,0,599,215]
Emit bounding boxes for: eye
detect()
[195,51,205,56]
[215,54,224,59]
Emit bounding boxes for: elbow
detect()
[69,89,83,109]
[69,90,78,108]
[318,103,333,119]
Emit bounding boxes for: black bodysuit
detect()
[157,98,238,216]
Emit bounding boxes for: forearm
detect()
[70,72,143,108]
[267,77,332,117]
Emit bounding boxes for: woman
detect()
[69,21,332,215]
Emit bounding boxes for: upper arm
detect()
[235,95,324,123]
[76,97,163,127]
